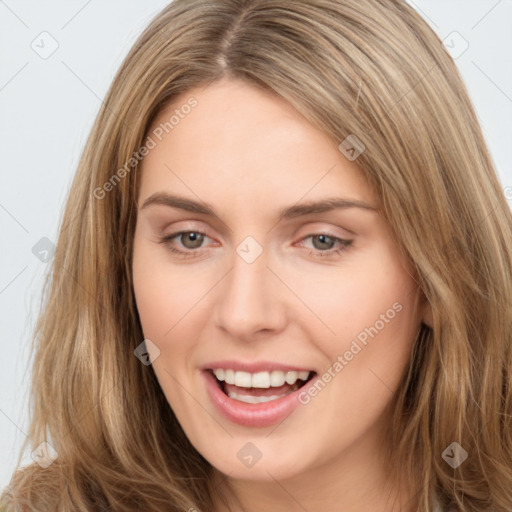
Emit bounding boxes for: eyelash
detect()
[158,230,353,259]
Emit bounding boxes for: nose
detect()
[214,243,287,342]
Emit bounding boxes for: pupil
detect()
[184,232,203,248]
[315,234,333,250]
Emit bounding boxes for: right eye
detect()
[158,230,213,258]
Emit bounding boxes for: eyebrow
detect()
[140,192,377,221]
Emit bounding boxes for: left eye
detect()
[298,233,353,258]
[166,231,207,250]
[158,231,353,259]
[302,233,342,251]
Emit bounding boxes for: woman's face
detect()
[132,77,427,483]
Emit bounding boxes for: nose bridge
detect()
[214,237,284,338]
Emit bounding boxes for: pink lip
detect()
[202,369,316,428]
[200,360,314,373]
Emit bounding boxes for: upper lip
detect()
[201,360,315,373]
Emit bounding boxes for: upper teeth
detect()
[212,369,310,388]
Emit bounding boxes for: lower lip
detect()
[202,370,311,428]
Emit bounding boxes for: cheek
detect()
[133,240,200,337]
[341,266,415,344]
[132,238,222,372]
[287,252,417,347]
[132,249,173,339]
[132,243,182,363]
[294,252,419,397]
[294,259,418,443]
[328,262,417,402]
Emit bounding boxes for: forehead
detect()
[139,78,376,213]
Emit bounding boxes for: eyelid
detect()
[160,221,353,242]
[294,222,355,240]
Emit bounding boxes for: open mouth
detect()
[209,368,316,404]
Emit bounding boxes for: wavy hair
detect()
[2,0,512,510]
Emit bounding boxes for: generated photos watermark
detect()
[298,301,403,404]
[93,97,198,200]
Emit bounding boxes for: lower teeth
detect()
[227,382,301,404]
[228,391,289,404]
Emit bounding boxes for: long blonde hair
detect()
[2,0,512,510]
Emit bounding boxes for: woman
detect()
[2,0,511,511]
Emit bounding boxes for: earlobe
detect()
[421,298,434,329]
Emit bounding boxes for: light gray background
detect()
[1,0,511,490]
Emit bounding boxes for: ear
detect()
[420,294,433,329]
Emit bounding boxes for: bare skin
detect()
[132,77,430,512]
